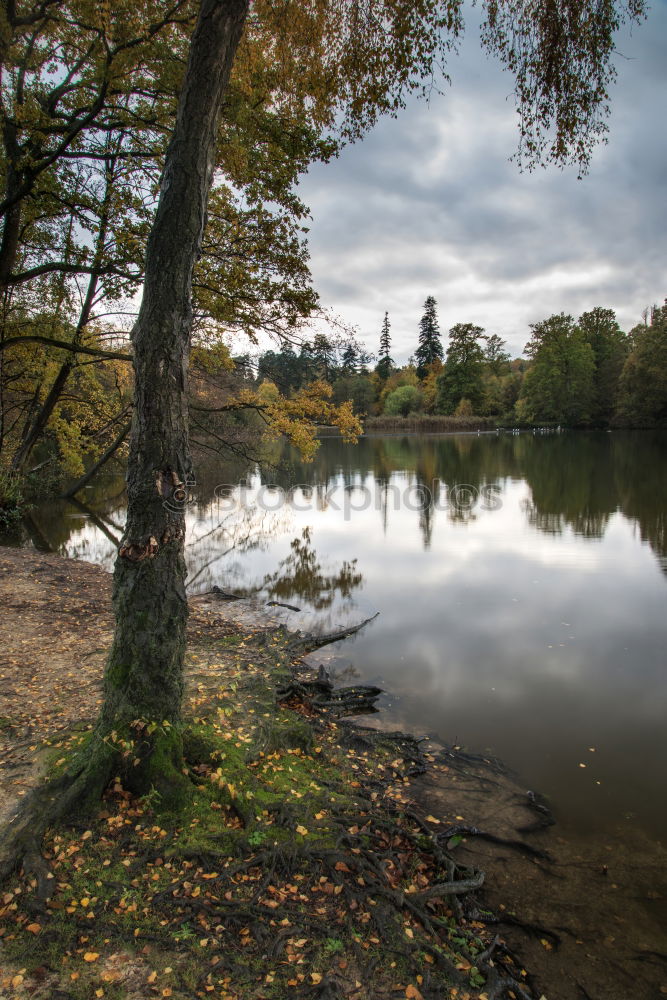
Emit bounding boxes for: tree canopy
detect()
[436,322,487,415]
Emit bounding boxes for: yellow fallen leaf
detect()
[83,952,99,962]
[296,825,308,836]
[147,971,157,983]
[425,815,441,824]
[310,973,322,984]
[12,975,24,988]
[26,922,41,934]
[405,985,423,999]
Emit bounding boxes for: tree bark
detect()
[92,0,249,801]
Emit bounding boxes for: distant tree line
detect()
[253,297,667,429]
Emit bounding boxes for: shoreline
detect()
[0,547,665,999]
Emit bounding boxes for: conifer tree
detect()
[415,296,443,378]
[341,343,359,374]
[377,312,394,380]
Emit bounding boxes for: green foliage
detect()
[578,307,628,425]
[484,333,511,376]
[332,373,375,415]
[616,303,667,427]
[518,313,596,425]
[436,323,487,415]
[0,469,24,527]
[384,384,422,416]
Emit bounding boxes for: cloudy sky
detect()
[298,1,667,363]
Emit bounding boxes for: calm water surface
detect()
[7,430,667,843]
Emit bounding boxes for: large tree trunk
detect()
[92,0,249,803]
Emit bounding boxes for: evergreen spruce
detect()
[341,343,359,374]
[415,296,443,378]
[376,312,393,380]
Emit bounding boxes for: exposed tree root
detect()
[286,612,380,656]
[438,823,553,862]
[147,801,534,999]
[0,750,109,890]
[277,678,384,716]
[436,743,507,776]
[517,789,556,831]
[0,723,191,889]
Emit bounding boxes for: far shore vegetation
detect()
[2,296,666,529]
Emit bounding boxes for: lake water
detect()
[6,430,667,845]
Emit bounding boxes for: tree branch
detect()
[0,335,131,361]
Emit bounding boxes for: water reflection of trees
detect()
[520,431,667,573]
[520,433,618,539]
[267,433,514,547]
[261,527,362,610]
[185,504,288,593]
[612,432,667,573]
[17,430,667,579]
[280,430,667,571]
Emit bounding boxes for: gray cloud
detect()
[300,1,667,360]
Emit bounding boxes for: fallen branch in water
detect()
[286,612,379,655]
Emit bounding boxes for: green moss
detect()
[255,715,314,754]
